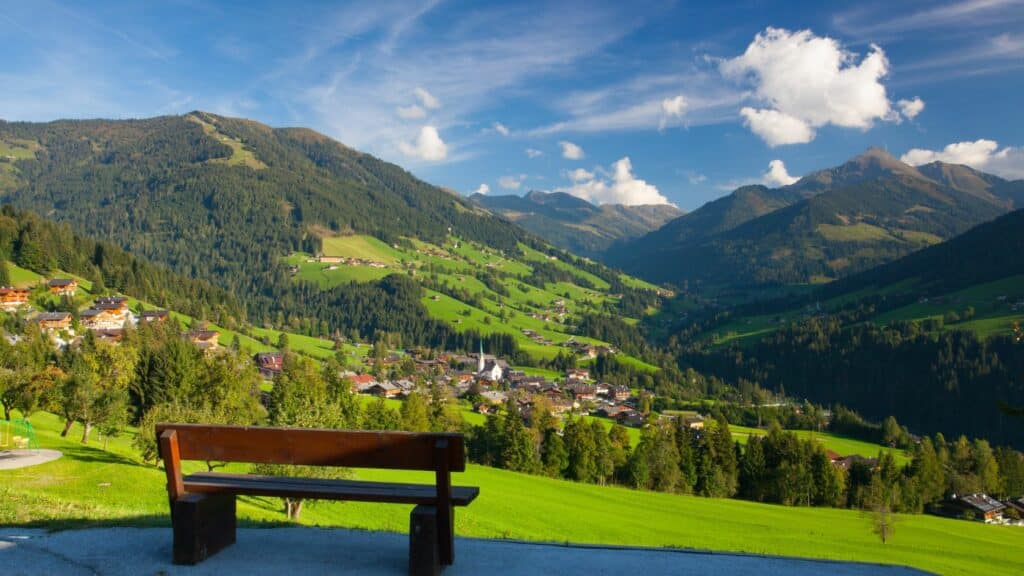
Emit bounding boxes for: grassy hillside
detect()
[284,233,659,367]
[2,411,1021,575]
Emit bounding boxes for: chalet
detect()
[0,287,30,311]
[255,352,284,378]
[140,309,169,323]
[1003,496,1024,519]
[566,368,590,380]
[186,329,220,351]
[349,374,378,392]
[615,410,646,428]
[936,494,1006,523]
[683,415,705,430]
[566,382,597,401]
[94,296,128,310]
[79,307,129,330]
[596,405,630,419]
[31,311,72,331]
[593,382,610,396]
[549,398,575,415]
[95,329,125,344]
[366,381,401,398]
[393,379,417,394]
[317,256,344,263]
[610,385,631,401]
[48,278,78,296]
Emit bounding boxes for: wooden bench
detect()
[157,423,479,575]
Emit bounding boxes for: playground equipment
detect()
[0,418,38,451]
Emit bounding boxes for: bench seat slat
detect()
[183,472,479,506]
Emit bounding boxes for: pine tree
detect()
[501,399,538,473]
[541,429,568,478]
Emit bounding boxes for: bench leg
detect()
[410,505,440,576]
[173,493,237,565]
[438,504,454,566]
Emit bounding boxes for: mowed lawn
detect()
[3,412,1022,575]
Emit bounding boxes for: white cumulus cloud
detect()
[397,104,426,119]
[557,157,672,206]
[722,27,896,146]
[398,125,448,161]
[493,122,510,136]
[897,97,925,120]
[762,159,799,186]
[525,148,543,158]
[473,183,490,195]
[901,139,1024,179]
[659,95,688,129]
[414,86,440,110]
[559,140,585,160]
[498,174,527,190]
[739,107,815,146]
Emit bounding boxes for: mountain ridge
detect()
[470,189,682,259]
[610,148,1023,290]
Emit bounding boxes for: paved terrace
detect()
[0,527,930,575]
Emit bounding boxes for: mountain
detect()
[471,190,682,258]
[819,207,1024,301]
[0,112,534,321]
[611,148,1023,290]
[677,209,1024,447]
[606,185,805,264]
[0,112,661,363]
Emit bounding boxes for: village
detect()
[3,277,1022,529]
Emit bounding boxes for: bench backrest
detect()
[155,423,466,472]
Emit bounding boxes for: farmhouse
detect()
[255,352,284,378]
[140,309,169,322]
[31,311,72,331]
[95,296,129,310]
[95,328,125,344]
[349,373,378,392]
[185,329,220,351]
[366,381,401,398]
[683,415,705,430]
[937,493,1006,523]
[48,278,78,296]
[610,385,631,401]
[566,368,590,380]
[79,307,129,330]
[0,287,30,311]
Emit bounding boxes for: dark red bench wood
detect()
[157,423,479,575]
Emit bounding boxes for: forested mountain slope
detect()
[612,149,1023,289]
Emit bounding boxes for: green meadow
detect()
[283,234,657,367]
[2,411,1022,575]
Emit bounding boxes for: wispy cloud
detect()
[833,0,1023,39]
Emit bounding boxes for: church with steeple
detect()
[475,340,506,382]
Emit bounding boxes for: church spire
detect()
[478,339,485,372]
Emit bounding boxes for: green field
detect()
[871,275,1024,339]
[2,411,1022,575]
[730,425,910,465]
[320,235,403,264]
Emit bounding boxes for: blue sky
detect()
[1,0,1023,210]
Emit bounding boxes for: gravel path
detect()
[0,527,931,576]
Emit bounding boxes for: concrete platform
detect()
[0,527,930,575]
[0,449,62,470]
